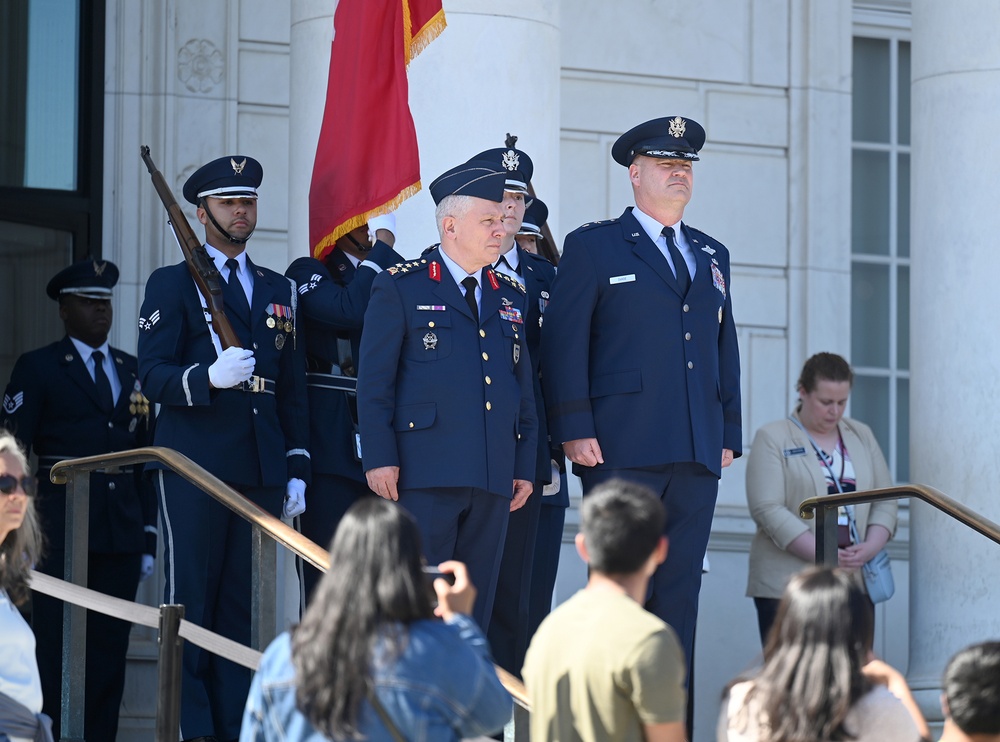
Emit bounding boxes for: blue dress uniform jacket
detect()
[137,259,309,486]
[542,207,742,477]
[1,336,156,553]
[357,248,538,497]
[286,240,400,482]
[1,335,156,742]
[518,248,557,485]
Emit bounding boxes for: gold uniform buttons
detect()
[429,321,435,328]
[482,352,489,361]
[685,332,691,340]
[479,329,486,337]
[485,376,492,385]
[409,422,414,428]
[486,402,492,411]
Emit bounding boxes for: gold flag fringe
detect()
[312,181,422,260]
[404,6,446,66]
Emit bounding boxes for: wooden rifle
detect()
[140,145,241,350]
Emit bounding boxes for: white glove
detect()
[283,478,306,518]
[367,211,396,243]
[140,554,155,581]
[208,346,255,388]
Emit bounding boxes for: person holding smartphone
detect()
[241,498,512,741]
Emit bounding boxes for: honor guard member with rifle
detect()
[357,162,538,631]
[137,155,309,742]
[541,116,742,703]
[464,147,557,676]
[1,259,157,742]
[285,216,403,603]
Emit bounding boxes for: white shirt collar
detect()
[69,335,111,365]
[631,205,683,246]
[204,243,247,277]
[437,245,481,289]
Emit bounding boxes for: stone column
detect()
[288,0,561,259]
[908,0,1000,720]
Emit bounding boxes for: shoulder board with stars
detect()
[386,258,430,278]
[493,270,525,294]
[576,218,618,233]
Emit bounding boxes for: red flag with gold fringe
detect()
[309,0,445,260]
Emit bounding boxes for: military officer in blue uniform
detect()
[1,259,157,742]
[541,116,742,690]
[464,147,558,675]
[137,155,309,742]
[285,217,402,602]
[357,162,538,630]
[514,197,571,644]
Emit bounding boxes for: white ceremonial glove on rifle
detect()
[208,346,255,388]
[367,212,396,244]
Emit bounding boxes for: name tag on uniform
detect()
[610,274,635,285]
[783,447,807,458]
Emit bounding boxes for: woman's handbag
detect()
[846,505,896,603]
[788,416,896,603]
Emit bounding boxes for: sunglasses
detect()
[0,474,35,496]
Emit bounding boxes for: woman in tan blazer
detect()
[745,353,897,644]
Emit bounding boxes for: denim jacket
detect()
[240,614,512,741]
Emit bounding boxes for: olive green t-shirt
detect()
[523,588,686,741]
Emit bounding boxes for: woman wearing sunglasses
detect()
[0,430,49,742]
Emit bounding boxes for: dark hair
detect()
[0,431,44,605]
[797,352,854,394]
[580,478,665,575]
[291,498,434,739]
[943,640,1000,735]
[731,568,873,742]
[535,235,560,266]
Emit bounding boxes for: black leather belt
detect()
[306,372,357,393]
[235,376,276,394]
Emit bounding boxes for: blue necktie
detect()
[91,350,114,413]
[224,258,251,320]
[461,277,479,322]
[663,226,690,295]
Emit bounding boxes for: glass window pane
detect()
[897,265,909,370]
[853,37,891,143]
[850,375,890,465]
[898,153,910,258]
[24,0,79,189]
[896,377,909,482]
[0,220,73,386]
[852,150,890,255]
[0,0,80,190]
[898,42,911,145]
[852,262,890,368]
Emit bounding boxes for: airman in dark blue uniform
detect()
[137,155,309,742]
[1,259,157,742]
[541,117,742,697]
[464,148,558,675]
[513,196,571,646]
[285,220,402,602]
[357,162,538,630]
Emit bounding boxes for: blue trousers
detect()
[399,486,510,632]
[579,463,718,683]
[298,473,373,604]
[157,470,282,741]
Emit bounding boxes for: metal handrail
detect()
[50,446,329,570]
[49,446,531,736]
[799,483,1000,566]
